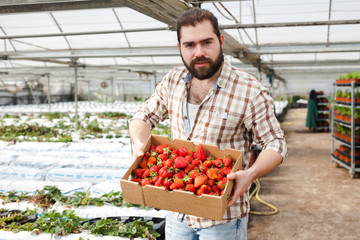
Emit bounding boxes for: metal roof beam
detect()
[221,19,360,29]
[0,0,125,14]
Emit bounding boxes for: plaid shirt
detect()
[132,59,287,229]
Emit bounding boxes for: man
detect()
[128,8,286,240]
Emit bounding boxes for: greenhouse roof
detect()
[0,0,360,96]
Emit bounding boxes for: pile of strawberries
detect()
[130,143,236,196]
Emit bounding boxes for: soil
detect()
[247,108,360,240]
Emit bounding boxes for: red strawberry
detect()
[184,164,194,173]
[174,156,188,169]
[212,185,220,195]
[191,159,200,167]
[133,168,145,178]
[206,168,218,180]
[217,177,227,190]
[185,183,196,192]
[194,145,206,161]
[178,147,188,157]
[185,155,193,164]
[182,175,193,185]
[147,156,157,167]
[150,165,161,174]
[159,167,172,179]
[140,178,151,186]
[130,178,141,183]
[194,175,208,188]
[189,169,200,179]
[163,158,174,168]
[196,184,211,196]
[142,169,151,178]
[170,178,184,190]
[155,144,169,154]
[139,159,147,169]
[155,177,164,187]
[202,160,212,168]
[212,159,223,168]
[222,156,233,167]
[163,178,172,189]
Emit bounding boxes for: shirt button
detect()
[184,116,188,119]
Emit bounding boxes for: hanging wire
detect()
[212,2,256,46]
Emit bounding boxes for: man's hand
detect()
[132,142,146,162]
[226,170,254,206]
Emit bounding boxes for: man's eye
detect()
[185,43,194,48]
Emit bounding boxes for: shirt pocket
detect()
[205,109,242,140]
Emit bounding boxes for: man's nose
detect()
[194,45,205,58]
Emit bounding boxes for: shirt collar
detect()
[182,58,231,89]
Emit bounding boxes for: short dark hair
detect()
[176,8,221,43]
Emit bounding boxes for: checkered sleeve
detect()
[131,72,171,128]
[244,84,287,159]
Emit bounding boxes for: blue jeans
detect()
[165,213,248,240]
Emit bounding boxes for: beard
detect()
[181,48,224,80]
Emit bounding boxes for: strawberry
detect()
[182,175,193,185]
[191,159,200,167]
[185,155,193,164]
[133,168,145,178]
[222,156,233,167]
[130,178,141,183]
[140,178,151,186]
[178,147,188,157]
[194,175,208,188]
[185,183,196,192]
[151,175,160,184]
[174,170,186,179]
[142,169,151,178]
[207,179,215,187]
[159,167,172,179]
[147,156,157,167]
[194,145,206,161]
[139,159,147,169]
[184,164,194,173]
[170,178,184,190]
[155,177,164,187]
[159,153,169,161]
[202,160,212,168]
[221,167,232,176]
[150,165,162,174]
[163,158,174,168]
[212,185,220,195]
[206,168,218,180]
[163,178,172,189]
[189,169,200,179]
[155,143,169,154]
[212,159,223,168]
[199,165,208,174]
[196,184,211,196]
[174,156,188,169]
[217,177,227,191]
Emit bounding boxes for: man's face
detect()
[178,20,224,80]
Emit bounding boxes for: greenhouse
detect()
[0,0,359,239]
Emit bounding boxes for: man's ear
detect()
[177,42,181,51]
[220,34,225,49]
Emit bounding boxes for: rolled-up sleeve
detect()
[131,73,170,129]
[244,87,287,160]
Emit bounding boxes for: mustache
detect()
[191,56,212,65]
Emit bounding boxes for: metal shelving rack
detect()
[316,93,330,131]
[331,81,360,177]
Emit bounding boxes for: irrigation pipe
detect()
[249,178,278,215]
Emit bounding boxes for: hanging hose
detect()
[249,178,278,215]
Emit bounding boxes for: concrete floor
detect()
[247,108,360,240]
